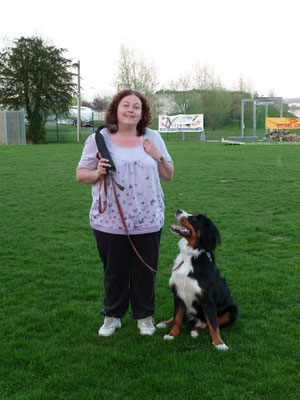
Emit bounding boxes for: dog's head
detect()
[171,209,221,252]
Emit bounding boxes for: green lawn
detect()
[0,140,299,399]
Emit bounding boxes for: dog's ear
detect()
[201,218,221,252]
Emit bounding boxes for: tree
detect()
[167,73,193,113]
[82,95,111,112]
[81,99,93,109]
[0,36,76,143]
[116,44,161,116]
[233,76,255,95]
[229,90,252,121]
[117,44,158,93]
[200,90,232,130]
[91,95,111,112]
[194,64,223,91]
[192,64,232,130]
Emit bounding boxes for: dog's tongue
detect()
[171,224,192,237]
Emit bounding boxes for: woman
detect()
[76,89,174,336]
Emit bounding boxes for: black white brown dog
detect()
[157,209,239,350]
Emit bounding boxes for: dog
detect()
[157,209,238,350]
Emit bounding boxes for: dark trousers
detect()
[93,229,162,319]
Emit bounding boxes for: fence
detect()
[0,111,26,145]
[93,111,105,121]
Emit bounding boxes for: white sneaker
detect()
[98,316,121,337]
[138,316,155,336]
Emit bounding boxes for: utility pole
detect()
[76,60,81,144]
[72,60,81,144]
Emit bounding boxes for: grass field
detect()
[0,139,299,399]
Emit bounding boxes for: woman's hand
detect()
[76,158,111,184]
[143,138,174,181]
[143,138,162,160]
[97,158,111,176]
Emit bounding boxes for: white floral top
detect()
[78,128,173,235]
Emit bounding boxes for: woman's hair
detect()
[105,89,152,136]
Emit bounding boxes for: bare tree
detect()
[92,95,111,112]
[116,44,162,117]
[194,64,223,90]
[234,76,255,95]
[167,73,193,113]
[117,44,158,94]
[169,73,192,92]
[82,94,111,112]
[267,89,276,98]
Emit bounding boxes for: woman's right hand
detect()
[97,158,111,176]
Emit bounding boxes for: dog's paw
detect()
[190,330,199,338]
[195,320,207,329]
[156,322,168,329]
[163,334,175,340]
[214,343,229,351]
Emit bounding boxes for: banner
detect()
[159,114,203,132]
[265,117,300,130]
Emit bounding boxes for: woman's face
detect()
[116,95,142,128]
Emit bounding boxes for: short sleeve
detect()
[146,129,173,163]
[78,134,98,170]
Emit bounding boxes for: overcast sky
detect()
[1,0,300,100]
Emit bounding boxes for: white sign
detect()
[257,101,275,106]
[158,114,204,132]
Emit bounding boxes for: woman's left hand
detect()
[144,138,174,181]
[143,138,162,161]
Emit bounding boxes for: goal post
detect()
[239,97,283,140]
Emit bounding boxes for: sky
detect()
[1,0,300,101]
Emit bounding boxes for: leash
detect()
[96,152,124,213]
[96,155,183,275]
[110,173,184,275]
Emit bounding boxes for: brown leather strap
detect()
[98,175,108,214]
[110,174,183,275]
[98,170,183,275]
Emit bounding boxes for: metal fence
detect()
[0,111,26,145]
